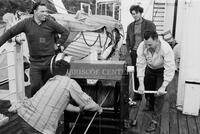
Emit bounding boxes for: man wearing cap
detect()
[7,56,103,134]
[0,2,69,96]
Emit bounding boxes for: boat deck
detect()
[0,73,200,134]
[127,72,200,134]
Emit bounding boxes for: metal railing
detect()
[0,40,25,104]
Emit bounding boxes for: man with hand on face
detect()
[126,5,156,103]
[136,30,175,132]
[0,2,69,97]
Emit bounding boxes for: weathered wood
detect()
[187,115,198,134]
[195,116,200,134]
[178,111,188,134]
[134,95,146,134]
[160,94,170,134]
[169,107,178,134]
[168,73,179,134]
[141,112,151,134]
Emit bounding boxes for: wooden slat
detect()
[133,96,146,134]
[169,109,178,134]
[187,115,198,134]
[195,116,200,134]
[160,94,170,134]
[141,112,151,134]
[178,111,188,134]
[169,73,179,134]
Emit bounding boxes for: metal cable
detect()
[83,89,111,134]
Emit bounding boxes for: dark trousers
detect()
[130,50,140,99]
[10,115,42,134]
[144,66,166,122]
[30,56,53,97]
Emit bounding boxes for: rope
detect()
[83,89,111,134]
[69,112,81,134]
[102,33,110,50]
[81,32,100,47]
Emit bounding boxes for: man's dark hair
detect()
[53,59,71,76]
[129,5,143,14]
[30,2,46,14]
[144,30,158,40]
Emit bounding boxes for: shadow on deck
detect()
[1,72,200,134]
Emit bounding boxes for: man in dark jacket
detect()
[0,2,69,96]
[126,5,156,102]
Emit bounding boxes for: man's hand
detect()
[138,84,145,94]
[57,44,64,52]
[8,102,21,113]
[55,44,64,54]
[97,106,103,114]
[79,106,85,115]
[156,86,167,96]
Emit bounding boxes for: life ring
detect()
[50,53,72,75]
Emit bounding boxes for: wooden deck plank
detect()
[160,94,170,134]
[178,111,188,134]
[187,115,198,134]
[168,73,179,134]
[195,116,200,134]
[169,106,178,134]
[141,112,151,134]
[134,96,146,134]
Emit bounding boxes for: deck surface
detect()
[0,72,200,134]
[127,72,200,134]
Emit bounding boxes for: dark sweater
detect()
[126,18,156,52]
[0,17,69,57]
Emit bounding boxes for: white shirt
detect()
[137,39,175,82]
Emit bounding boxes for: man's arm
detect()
[136,42,147,94]
[69,79,102,113]
[65,103,81,112]
[136,41,146,80]
[0,20,25,47]
[49,19,69,47]
[162,43,176,88]
[126,25,131,53]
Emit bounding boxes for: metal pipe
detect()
[127,66,167,94]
